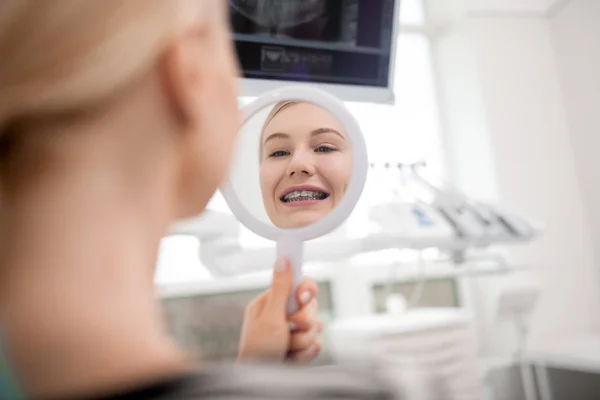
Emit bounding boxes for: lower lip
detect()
[281,199,325,207]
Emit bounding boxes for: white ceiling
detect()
[467,0,571,16]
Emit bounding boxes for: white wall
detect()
[431,0,600,358]
[550,0,600,319]
[467,0,558,15]
[470,13,600,348]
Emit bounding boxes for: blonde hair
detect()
[259,101,300,161]
[0,0,218,187]
[263,101,299,131]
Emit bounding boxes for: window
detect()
[156,0,442,285]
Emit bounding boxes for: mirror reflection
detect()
[230,100,353,229]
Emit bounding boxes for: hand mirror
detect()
[220,86,368,314]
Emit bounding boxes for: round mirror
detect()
[222,86,367,241]
[220,85,367,313]
[230,101,354,231]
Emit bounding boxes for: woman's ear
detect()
[159,29,208,129]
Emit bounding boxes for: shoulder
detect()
[141,361,445,400]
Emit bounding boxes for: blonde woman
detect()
[259,101,352,229]
[0,1,442,399]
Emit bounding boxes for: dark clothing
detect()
[88,361,444,400]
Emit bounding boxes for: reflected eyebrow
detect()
[263,132,289,145]
[263,128,345,146]
[311,128,345,140]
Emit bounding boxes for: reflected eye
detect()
[315,145,336,153]
[269,150,290,158]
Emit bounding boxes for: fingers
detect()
[287,340,322,364]
[286,279,322,365]
[244,288,269,317]
[289,321,323,352]
[287,278,319,331]
[265,257,293,314]
[265,264,318,317]
[288,298,318,331]
[295,278,318,308]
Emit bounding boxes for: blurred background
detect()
[156,1,600,399]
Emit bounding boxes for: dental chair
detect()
[328,308,486,400]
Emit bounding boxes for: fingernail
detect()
[288,321,297,331]
[300,290,312,305]
[275,257,287,272]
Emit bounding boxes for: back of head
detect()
[0,1,237,397]
[0,0,216,193]
[0,0,225,118]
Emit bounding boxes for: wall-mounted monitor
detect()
[229,0,400,104]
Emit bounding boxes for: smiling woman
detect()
[259,101,353,229]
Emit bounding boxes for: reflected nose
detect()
[286,151,315,178]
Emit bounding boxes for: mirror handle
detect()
[276,237,304,315]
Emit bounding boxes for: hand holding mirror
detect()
[221,86,368,314]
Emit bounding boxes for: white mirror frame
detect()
[220,85,368,314]
[221,85,368,241]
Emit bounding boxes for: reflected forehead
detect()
[262,102,346,143]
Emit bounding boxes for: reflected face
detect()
[259,102,352,228]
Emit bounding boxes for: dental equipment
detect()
[169,159,541,279]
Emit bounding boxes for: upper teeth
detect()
[283,190,326,202]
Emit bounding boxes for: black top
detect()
[83,361,445,400]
